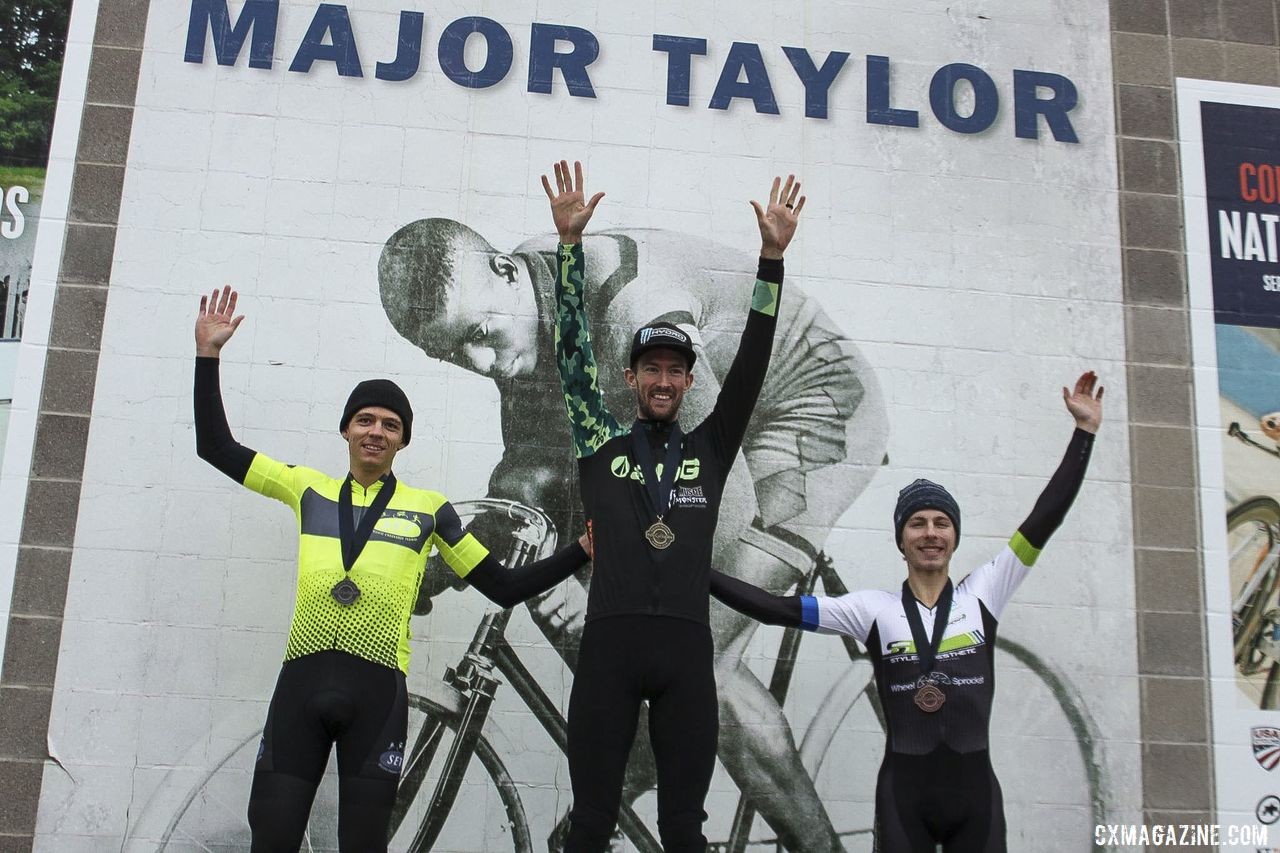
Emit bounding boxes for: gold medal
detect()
[645,520,675,550]
[914,683,946,713]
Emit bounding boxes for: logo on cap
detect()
[639,326,688,346]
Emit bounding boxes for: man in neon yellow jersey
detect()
[193,285,591,852]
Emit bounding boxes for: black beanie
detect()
[893,479,960,548]
[340,379,413,446]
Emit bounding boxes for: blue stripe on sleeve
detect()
[800,595,820,631]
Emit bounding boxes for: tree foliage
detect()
[0,1,71,166]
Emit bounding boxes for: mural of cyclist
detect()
[192,286,592,852]
[379,182,887,849]
[710,371,1103,853]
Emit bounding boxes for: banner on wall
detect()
[1181,79,1280,844]
[0,0,72,468]
[35,2,1143,850]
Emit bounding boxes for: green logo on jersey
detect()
[609,456,701,482]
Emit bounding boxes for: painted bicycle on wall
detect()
[125,498,1114,852]
[1225,422,1280,709]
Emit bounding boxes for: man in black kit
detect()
[543,159,805,852]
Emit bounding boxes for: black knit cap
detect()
[893,478,960,548]
[340,379,413,446]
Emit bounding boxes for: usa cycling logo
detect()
[1254,726,1280,770]
[639,326,688,346]
[378,741,406,775]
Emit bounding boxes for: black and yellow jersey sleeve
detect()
[243,452,490,673]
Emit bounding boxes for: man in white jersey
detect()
[711,371,1103,852]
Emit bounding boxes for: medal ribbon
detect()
[630,420,684,520]
[900,578,954,676]
[338,473,398,572]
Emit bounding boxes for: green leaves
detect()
[0,0,71,165]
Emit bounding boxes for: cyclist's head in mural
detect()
[894,478,961,572]
[339,378,413,480]
[379,218,549,380]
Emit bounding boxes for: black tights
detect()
[874,747,1006,853]
[565,616,719,853]
[247,651,407,852]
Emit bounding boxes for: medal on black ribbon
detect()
[901,579,954,713]
[333,473,397,606]
[645,520,675,550]
[631,421,684,551]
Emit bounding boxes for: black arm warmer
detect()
[757,256,784,285]
[1018,427,1095,550]
[702,257,783,466]
[709,570,803,628]
[194,357,255,482]
[465,540,589,608]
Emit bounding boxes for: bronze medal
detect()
[331,577,361,606]
[645,520,675,550]
[914,683,946,713]
[631,422,683,554]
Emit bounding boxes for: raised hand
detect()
[1063,371,1104,434]
[541,160,605,245]
[195,285,245,357]
[750,175,805,260]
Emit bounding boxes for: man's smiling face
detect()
[625,348,693,422]
[900,509,957,574]
[343,406,404,476]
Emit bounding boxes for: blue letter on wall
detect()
[375,11,424,82]
[1012,70,1079,142]
[709,42,779,115]
[929,63,998,134]
[866,55,918,127]
[289,4,363,77]
[438,17,513,88]
[185,0,278,69]
[782,47,849,120]
[653,34,707,107]
[529,23,599,97]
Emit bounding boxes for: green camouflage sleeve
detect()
[554,242,625,458]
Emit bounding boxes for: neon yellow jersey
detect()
[243,453,489,673]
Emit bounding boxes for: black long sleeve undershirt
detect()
[710,570,804,628]
[1018,427,1095,550]
[465,542,589,608]
[195,356,588,607]
[194,356,255,482]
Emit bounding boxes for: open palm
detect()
[195,285,244,356]
[751,175,805,259]
[541,160,604,243]
[1063,371,1103,433]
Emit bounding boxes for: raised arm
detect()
[194,285,255,482]
[701,176,805,465]
[542,160,624,458]
[1011,371,1103,563]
